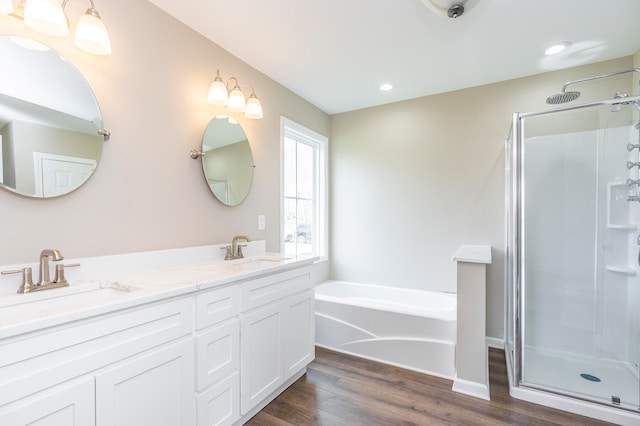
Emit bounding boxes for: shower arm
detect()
[559,68,640,93]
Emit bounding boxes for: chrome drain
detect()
[580,373,601,382]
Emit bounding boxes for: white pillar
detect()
[452,245,492,400]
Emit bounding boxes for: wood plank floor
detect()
[246,347,616,425]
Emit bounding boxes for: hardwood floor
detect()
[246,347,615,425]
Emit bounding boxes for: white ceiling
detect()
[146,0,640,115]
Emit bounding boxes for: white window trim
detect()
[280,116,328,261]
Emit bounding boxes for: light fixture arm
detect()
[226,76,240,91]
[227,82,257,99]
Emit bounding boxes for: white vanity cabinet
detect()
[0,297,194,426]
[0,255,316,426]
[194,285,241,426]
[239,266,314,415]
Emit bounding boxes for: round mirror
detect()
[201,116,254,206]
[0,36,105,198]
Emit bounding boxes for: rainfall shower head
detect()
[546,91,581,104]
[546,68,640,105]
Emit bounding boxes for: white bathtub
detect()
[314,280,457,379]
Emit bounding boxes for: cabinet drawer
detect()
[195,318,239,391]
[240,267,312,312]
[0,297,192,407]
[196,372,239,426]
[195,285,240,330]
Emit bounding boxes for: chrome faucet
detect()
[39,249,63,285]
[232,235,251,259]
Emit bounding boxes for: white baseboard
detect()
[452,376,490,401]
[486,336,504,349]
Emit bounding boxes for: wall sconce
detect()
[208,69,263,120]
[1,0,112,55]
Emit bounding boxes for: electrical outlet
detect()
[258,215,266,230]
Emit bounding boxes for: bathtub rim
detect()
[314,280,457,321]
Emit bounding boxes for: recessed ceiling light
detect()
[545,42,571,56]
[379,83,394,92]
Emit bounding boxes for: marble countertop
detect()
[0,243,315,339]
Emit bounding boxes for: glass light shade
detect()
[208,79,228,106]
[74,11,112,55]
[0,0,14,14]
[24,0,69,37]
[227,86,246,113]
[245,94,263,119]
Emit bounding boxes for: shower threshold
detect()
[506,349,640,426]
[522,347,639,411]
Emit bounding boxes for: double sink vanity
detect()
[0,33,306,426]
[0,240,316,426]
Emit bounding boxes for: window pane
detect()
[283,197,297,246]
[296,142,314,199]
[283,137,297,198]
[295,198,314,256]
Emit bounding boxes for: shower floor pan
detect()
[523,348,639,410]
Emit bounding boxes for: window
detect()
[281,117,328,260]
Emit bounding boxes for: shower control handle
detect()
[626,161,640,169]
[627,178,640,186]
[627,143,640,152]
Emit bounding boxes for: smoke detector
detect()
[420,0,476,19]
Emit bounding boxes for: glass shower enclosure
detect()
[506,94,640,414]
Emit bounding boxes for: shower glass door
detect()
[515,97,640,411]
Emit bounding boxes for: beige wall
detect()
[330,56,634,339]
[0,0,330,272]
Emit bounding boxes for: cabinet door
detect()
[284,290,315,379]
[196,372,239,426]
[95,339,195,426]
[240,302,283,414]
[0,377,94,426]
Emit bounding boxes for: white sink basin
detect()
[228,256,291,270]
[0,281,139,322]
